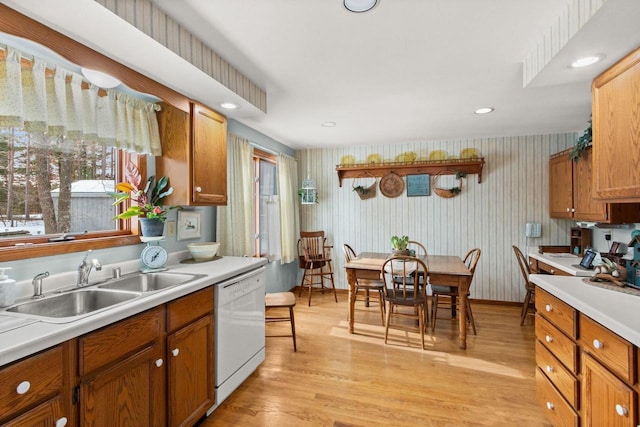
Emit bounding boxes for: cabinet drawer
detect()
[536,288,577,338]
[536,340,579,408]
[536,314,578,374]
[536,368,579,427]
[580,314,635,384]
[79,306,164,376]
[529,258,539,273]
[167,287,213,333]
[0,345,63,421]
[537,260,571,276]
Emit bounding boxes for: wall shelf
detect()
[335,158,485,187]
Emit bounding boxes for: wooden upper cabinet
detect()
[592,48,640,202]
[156,102,228,206]
[549,148,640,223]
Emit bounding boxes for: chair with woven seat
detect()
[430,248,481,334]
[343,244,385,325]
[265,292,297,351]
[381,256,429,350]
[513,245,535,325]
[297,231,337,306]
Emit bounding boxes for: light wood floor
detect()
[200,291,549,427]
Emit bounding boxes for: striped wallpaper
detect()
[94,0,267,112]
[298,133,576,303]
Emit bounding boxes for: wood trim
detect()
[0,3,190,112]
[592,47,640,89]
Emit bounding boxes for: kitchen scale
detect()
[140,236,168,273]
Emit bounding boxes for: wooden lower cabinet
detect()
[3,395,68,427]
[168,315,214,427]
[79,343,166,427]
[582,353,636,427]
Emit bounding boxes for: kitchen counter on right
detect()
[528,250,593,276]
[531,273,640,347]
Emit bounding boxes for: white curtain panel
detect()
[277,154,299,264]
[216,133,254,257]
[0,46,161,155]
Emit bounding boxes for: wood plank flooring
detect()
[200,291,550,427]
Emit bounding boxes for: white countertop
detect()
[528,251,593,277]
[531,274,640,347]
[0,255,267,367]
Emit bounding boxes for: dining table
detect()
[344,252,473,349]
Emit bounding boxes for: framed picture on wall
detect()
[177,210,202,240]
[406,174,430,197]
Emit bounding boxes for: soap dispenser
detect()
[0,267,16,307]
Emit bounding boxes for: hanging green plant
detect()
[353,185,369,194]
[569,118,592,162]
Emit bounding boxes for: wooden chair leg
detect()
[378,289,385,326]
[451,295,457,318]
[520,290,532,326]
[431,294,439,332]
[289,306,297,352]
[467,301,477,335]
[384,303,392,344]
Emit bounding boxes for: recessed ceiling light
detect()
[571,56,600,68]
[321,122,336,127]
[474,107,494,115]
[220,102,238,110]
[344,0,378,13]
[81,67,121,89]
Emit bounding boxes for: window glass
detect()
[0,128,120,240]
[253,153,280,259]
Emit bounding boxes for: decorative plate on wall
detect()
[379,172,405,198]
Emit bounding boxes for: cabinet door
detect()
[192,103,227,205]
[572,148,609,221]
[582,353,637,427]
[3,395,67,427]
[79,343,166,427]
[549,153,573,218]
[592,48,640,202]
[167,315,214,427]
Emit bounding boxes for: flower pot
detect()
[391,249,410,257]
[139,218,164,237]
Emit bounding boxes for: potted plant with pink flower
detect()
[110,162,178,236]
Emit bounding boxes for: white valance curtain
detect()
[216,133,254,257]
[0,46,161,155]
[277,154,299,264]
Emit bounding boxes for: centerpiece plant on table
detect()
[110,162,178,235]
[391,235,410,256]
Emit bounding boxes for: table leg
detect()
[458,277,468,349]
[346,268,356,333]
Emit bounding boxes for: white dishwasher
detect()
[208,266,266,413]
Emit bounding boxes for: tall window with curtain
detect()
[0,44,161,239]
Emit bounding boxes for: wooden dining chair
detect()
[297,231,337,306]
[407,240,428,259]
[381,256,429,350]
[513,245,536,325]
[343,244,385,325]
[430,248,481,334]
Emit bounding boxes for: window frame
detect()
[253,149,277,258]
[0,5,192,261]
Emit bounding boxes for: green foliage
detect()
[569,118,592,162]
[391,235,410,250]
[353,185,369,194]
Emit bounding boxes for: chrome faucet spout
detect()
[76,250,102,287]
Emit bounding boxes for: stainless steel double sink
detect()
[3,271,206,323]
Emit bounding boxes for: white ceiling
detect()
[4,0,640,150]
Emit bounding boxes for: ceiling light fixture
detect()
[220,102,238,110]
[80,67,121,89]
[571,56,600,68]
[344,0,378,13]
[321,122,336,127]
[474,107,494,115]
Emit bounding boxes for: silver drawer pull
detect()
[593,339,604,349]
[615,404,628,416]
[546,402,554,410]
[56,417,68,427]
[172,348,180,357]
[155,358,163,368]
[545,335,553,343]
[546,365,554,373]
[545,304,552,312]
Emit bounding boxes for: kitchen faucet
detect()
[76,250,102,287]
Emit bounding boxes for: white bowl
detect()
[187,242,220,261]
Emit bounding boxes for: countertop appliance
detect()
[209,266,266,413]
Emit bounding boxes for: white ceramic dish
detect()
[187,242,220,261]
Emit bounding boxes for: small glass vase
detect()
[139,217,164,237]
